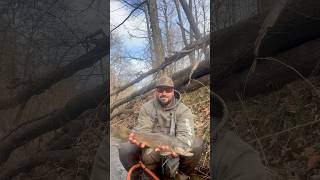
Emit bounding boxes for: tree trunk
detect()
[212,13,267,84]
[255,0,320,57]
[179,74,210,93]
[148,0,167,75]
[173,0,194,64]
[0,114,89,179]
[0,149,79,180]
[213,0,320,85]
[179,0,209,62]
[162,0,174,75]
[188,0,196,66]
[216,38,320,102]
[143,2,156,63]
[179,0,201,39]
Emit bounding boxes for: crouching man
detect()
[119,75,204,179]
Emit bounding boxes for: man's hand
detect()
[155,145,178,157]
[128,132,146,148]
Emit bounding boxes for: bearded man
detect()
[119,75,204,179]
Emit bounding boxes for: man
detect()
[119,75,204,179]
[89,79,267,180]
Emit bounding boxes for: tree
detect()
[147,0,167,76]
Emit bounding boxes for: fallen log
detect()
[0,149,79,180]
[0,82,107,165]
[0,113,91,179]
[216,38,320,101]
[0,35,109,110]
[179,74,210,93]
[255,0,320,56]
[212,13,266,83]
[213,0,320,84]
[111,58,209,112]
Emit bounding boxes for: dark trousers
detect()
[119,137,204,177]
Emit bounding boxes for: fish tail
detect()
[110,126,131,140]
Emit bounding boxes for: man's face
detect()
[155,86,174,106]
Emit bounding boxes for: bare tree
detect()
[147,0,168,76]
[161,0,175,74]
[179,0,209,63]
[173,0,195,65]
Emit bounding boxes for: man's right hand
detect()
[128,132,146,148]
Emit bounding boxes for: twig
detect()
[249,117,320,143]
[111,1,146,33]
[236,93,269,167]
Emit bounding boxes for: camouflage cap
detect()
[155,75,174,88]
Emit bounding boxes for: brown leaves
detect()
[308,155,320,170]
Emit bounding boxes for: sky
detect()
[110,0,148,58]
[110,0,151,88]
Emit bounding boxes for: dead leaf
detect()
[307,155,320,170]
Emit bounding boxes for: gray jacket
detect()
[134,90,195,147]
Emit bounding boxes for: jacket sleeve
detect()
[133,104,154,133]
[175,106,195,147]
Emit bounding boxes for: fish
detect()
[111,126,193,157]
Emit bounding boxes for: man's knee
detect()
[119,142,140,170]
[192,136,204,154]
[142,148,162,170]
[119,142,139,155]
[179,137,204,174]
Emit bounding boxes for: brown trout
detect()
[111,126,193,157]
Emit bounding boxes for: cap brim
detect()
[155,84,174,88]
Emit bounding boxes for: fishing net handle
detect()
[127,161,160,180]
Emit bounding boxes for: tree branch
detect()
[111,1,146,33]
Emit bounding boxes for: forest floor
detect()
[226,75,320,180]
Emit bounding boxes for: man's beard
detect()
[157,96,172,106]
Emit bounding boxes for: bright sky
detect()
[110,0,148,58]
[110,0,151,88]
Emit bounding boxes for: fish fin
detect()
[160,151,171,156]
[183,152,194,157]
[145,148,154,155]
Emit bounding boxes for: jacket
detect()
[134,90,195,147]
